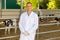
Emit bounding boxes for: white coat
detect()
[19,11,38,40]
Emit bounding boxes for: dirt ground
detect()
[0,24,60,40]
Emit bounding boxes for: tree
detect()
[47,0,57,9]
[55,0,60,9]
[16,0,38,10]
[16,0,21,6]
[39,0,49,9]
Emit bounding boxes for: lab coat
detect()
[19,11,38,40]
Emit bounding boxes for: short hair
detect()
[26,2,32,5]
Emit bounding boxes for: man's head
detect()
[26,2,32,11]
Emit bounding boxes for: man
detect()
[19,2,38,40]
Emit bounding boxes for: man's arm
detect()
[19,15,29,36]
[19,15,25,33]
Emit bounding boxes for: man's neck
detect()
[27,10,32,16]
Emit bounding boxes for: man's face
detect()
[26,3,32,11]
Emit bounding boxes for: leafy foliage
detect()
[16,0,38,9]
[47,0,57,9]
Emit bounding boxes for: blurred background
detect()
[0,0,60,40]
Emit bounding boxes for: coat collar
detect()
[26,11,33,17]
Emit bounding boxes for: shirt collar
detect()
[26,11,33,17]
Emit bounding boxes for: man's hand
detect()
[22,31,29,36]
